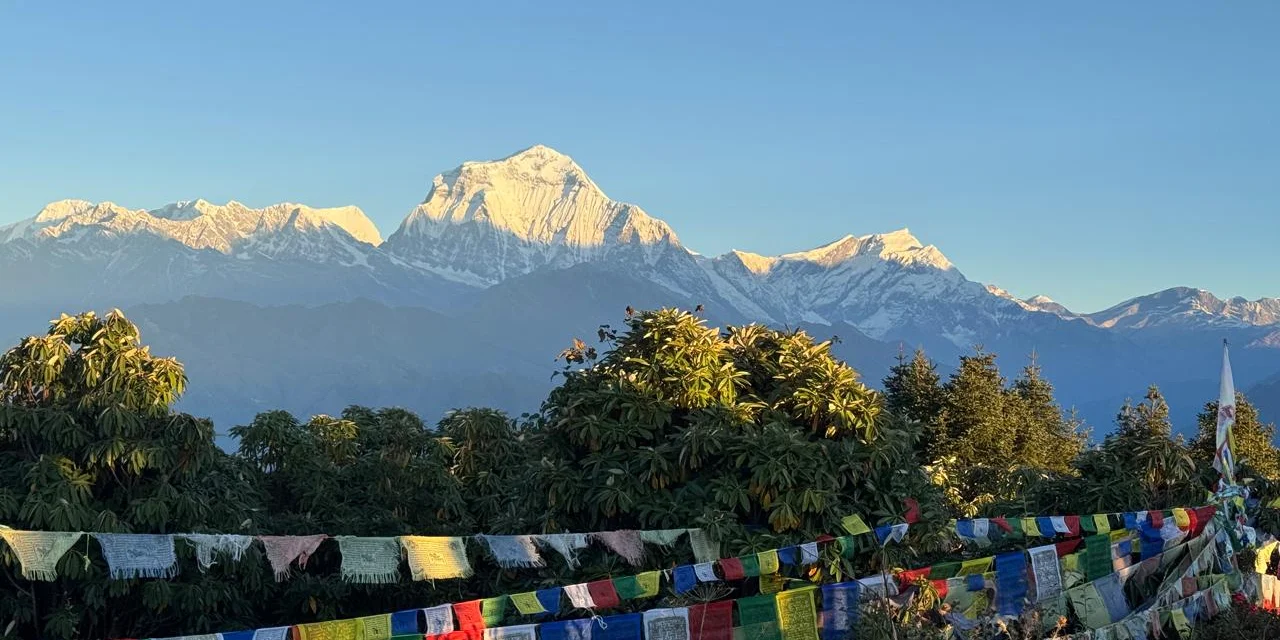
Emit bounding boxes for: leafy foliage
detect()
[532,310,947,564]
[1,307,1277,639]
[0,311,258,639]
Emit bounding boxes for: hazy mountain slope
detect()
[125,297,552,435]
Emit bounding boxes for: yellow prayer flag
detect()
[510,592,545,615]
[957,557,992,576]
[1021,518,1040,537]
[359,615,392,640]
[1169,609,1191,636]
[1268,496,1280,509]
[841,514,871,536]
[1092,515,1110,535]
[760,571,786,593]
[1109,530,1130,544]
[296,620,360,640]
[1172,508,1190,529]
[1062,554,1079,572]
[759,549,780,575]
[636,571,661,597]
[964,592,989,620]
[776,587,819,640]
[401,536,472,580]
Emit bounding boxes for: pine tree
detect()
[1190,392,1280,481]
[1113,386,1173,443]
[882,347,946,459]
[1103,386,1197,507]
[938,349,1015,466]
[1007,357,1085,472]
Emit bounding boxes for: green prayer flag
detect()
[841,514,871,536]
[510,591,545,615]
[739,554,761,577]
[1081,517,1097,535]
[1066,583,1111,630]
[835,536,857,560]
[481,596,507,626]
[929,561,961,580]
[613,575,644,601]
[1082,534,1112,581]
[738,594,781,640]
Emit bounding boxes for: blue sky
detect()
[1,1,1276,313]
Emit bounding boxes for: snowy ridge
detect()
[1082,287,1280,330]
[2,199,383,256]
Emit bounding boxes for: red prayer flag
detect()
[1064,516,1081,537]
[1149,511,1164,528]
[897,567,930,589]
[1055,538,1083,557]
[454,600,486,631]
[689,601,733,640]
[587,579,621,609]
[931,579,949,600]
[991,517,1013,533]
[719,557,746,581]
[904,498,921,524]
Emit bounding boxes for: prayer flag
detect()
[1214,342,1238,485]
[776,588,819,640]
[840,515,870,536]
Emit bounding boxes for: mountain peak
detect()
[1084,286,1280,329]
[389,146,680,281]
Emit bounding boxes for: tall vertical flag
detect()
[1213,340,1238,487]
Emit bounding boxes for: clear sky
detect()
[1,1,1276,313]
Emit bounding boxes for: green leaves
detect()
[533,307,933,550]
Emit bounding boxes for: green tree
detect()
[1190,392,1280,482]
[0,311,259,640]
[1006,358,1086,472]
[936,349,1014,467]
[882,348,946,460]
[438,407,539,532]
[1097,387,1197,509]
[531,309,946,568]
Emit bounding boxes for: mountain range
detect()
[2,145,1278,437]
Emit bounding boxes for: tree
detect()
[531,309,946,565]
[438,407,539,533]
[0,311,259,639]
[882,348,946,460]
[1006,359,1086,472]
[936,350,1014,467]
[1190,392,1280,482]
[1097,387,1197,509]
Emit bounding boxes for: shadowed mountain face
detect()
[2,145,1278,435]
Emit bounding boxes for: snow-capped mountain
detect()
[1080,287,1280,330]
[0,198,454,309]
[700,231,1040,346]
[384,145,688,287]
[1,198,382,258]
[2,144,1279,433]
[986,286,1079,318]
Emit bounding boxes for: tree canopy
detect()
[0,307,1276,639]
